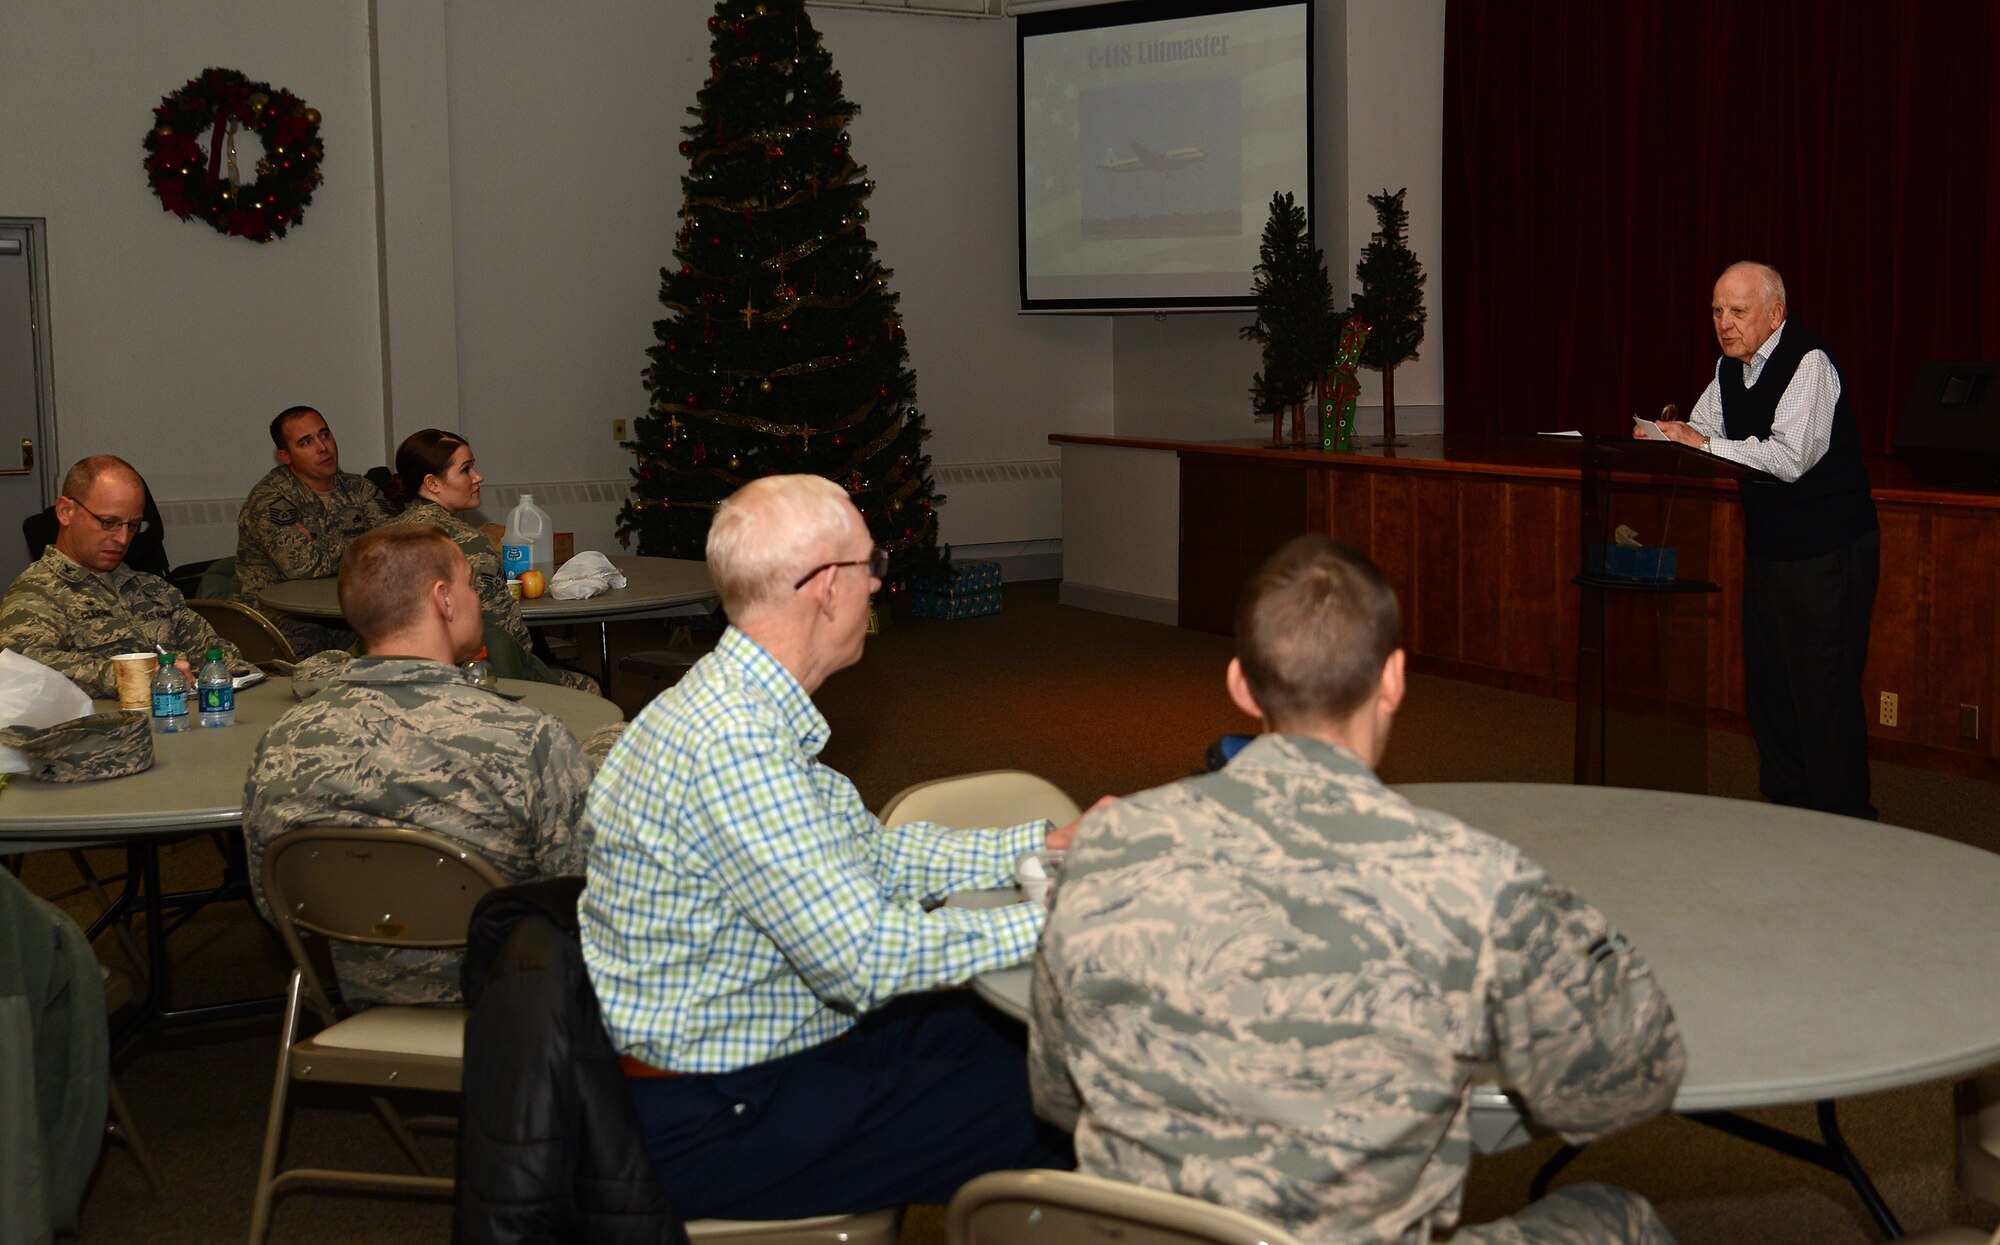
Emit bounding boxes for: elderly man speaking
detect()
[583,475,1085,1221]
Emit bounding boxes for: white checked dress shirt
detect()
[581,626,1048,1073]
[1684,321,1839,483]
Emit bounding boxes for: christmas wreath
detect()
[143,67,324,243]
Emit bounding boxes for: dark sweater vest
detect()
[1719,323,1876,560]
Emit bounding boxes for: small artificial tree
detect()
[1350,187,1427,445]
[618,0,947,591]
[1241,191,1339,444]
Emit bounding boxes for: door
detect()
[0,221,55,586]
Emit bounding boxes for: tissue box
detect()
[1585,544,1678,583]
[909,560,1003,620]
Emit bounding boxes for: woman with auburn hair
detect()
[383,428,597,694]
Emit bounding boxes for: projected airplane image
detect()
[1100,143,1209,174]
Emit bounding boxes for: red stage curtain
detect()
[1442,1,2000,447]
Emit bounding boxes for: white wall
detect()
[0,0,1445,565]
[0,1,383,529]
[1106,0,1445,443]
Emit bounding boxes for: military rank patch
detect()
[266,501,300,527]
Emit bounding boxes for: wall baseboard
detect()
[1059,581,1178,625]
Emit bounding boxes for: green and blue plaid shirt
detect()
[581,626,1048,1072]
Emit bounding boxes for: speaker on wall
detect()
[1893,361,2000,488]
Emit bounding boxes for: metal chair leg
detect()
[105,1077,166,1195]
[248,971,308,1245]
[369,1094,436,1177]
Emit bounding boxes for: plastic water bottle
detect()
[197,647,235,728]
[151,654,189,733]
[502,492,552,579]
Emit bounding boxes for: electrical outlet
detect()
[1879,691,1898,728]
[1963,704,1982,740]
[612,419,628,440]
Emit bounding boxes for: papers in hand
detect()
[1632,417,1671,442]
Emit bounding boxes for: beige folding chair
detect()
[947,1170,1306,1245]
[249,826,507,1245]
[685,1210,902,1245]
[187,598,298,665]
[878,770,1080,830]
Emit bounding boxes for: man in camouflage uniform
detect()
[244,524,596,1007]
[232,406,395,655]
[0,455,251,697]
[1030,536,1687,1245]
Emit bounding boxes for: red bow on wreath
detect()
[142,66,324,244]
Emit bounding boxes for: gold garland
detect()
[685,160,860,213]
[650,393,880,439]
[689,115,853,170]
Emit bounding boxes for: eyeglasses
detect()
[63,496,150,535]
[793,546,889,590]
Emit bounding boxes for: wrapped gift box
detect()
[909,560,1003,620]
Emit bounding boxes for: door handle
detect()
[20,439,31,471]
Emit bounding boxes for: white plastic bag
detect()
[0,648,96,773]
[548,551,628,601]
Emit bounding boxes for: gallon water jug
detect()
[502,492,552,578]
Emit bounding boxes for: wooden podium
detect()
[1573,439,1760,792]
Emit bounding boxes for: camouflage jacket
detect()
[381,500,532,652]
[0,547,250,698]
[1029,735,1686,1245]
[377,502,598,695]
[232,465,394,607]
[243,656,595,1007]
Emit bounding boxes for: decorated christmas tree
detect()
[1241,191,1339,444]
[1351,188,1427,445]
[619,0,945,587]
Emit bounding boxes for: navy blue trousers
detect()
[627,992,1073,1220]
[1742,526,1880,820]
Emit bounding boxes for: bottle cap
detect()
[206,648,223,661]
[157,653,172,666]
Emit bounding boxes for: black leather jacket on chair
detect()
[457,876,688,1245]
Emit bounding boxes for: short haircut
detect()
[338,524,462,645]
[1234,535,1401,728]
[60,454,140,502]
[395,428,469,500]
[270,406,322,449]
[707,474,857,618]
[1725,261,1786,308]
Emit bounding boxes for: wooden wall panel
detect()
[1864,509,1927,749]
[1145,436,2000,780]
[1412,477,1461,662]
[1921,512,1997,756]
[1457,480,1512,675]
[1502,482,1563,683]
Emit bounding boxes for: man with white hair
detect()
[583,474,1085,1220]
[1654,262,1879,819]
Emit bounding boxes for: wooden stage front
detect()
[1051,433,2000,781]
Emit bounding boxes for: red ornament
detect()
[844,337,856,349]
[693,442,708,464]
[678,141,691,155]
[707,15,719,29]
[833,434,845,447]
[778,321,790,332]
[710,235,722,247]
[665,341,679,354]
[731,21,747,37]
[684,393,698,406]
[681,265,694,277]
[831,143,844,156]
[878,386,890,398]
[894,327,905,340]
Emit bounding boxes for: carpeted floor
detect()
[17,579,2000,1243]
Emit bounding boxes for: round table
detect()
[958,783,2000,1235]
[0,678,620,852]
[0,677,620,1046]
[257,554,718,677]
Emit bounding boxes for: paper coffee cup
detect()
[110,653,156,711]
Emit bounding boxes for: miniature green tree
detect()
[1241,191,1338,443]
[1351,187,1427,445]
